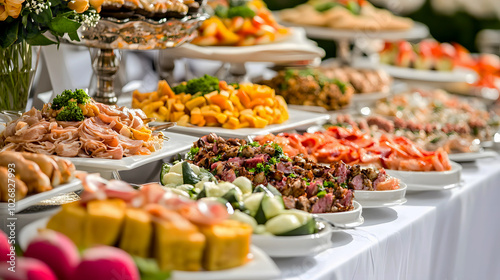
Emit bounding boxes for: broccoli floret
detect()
[172,75,220,95]
[55,101,85,122]
[51,89,90,110]
[172,82,188,95]
[227,6,256,18]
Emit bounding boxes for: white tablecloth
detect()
[276,156,500,280]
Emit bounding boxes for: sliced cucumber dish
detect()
[160,161,318,236]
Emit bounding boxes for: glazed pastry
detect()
[0,166,28,202]
[20,152,62,187]
[0,151,52,194]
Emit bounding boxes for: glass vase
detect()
[0,41,41,114]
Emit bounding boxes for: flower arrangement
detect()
[0,0,101,48]
[0,0,102,112]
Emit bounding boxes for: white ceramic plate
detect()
[380,65,478,83]
[351,91,390,103]
[279,21,429,41]
[160,28,324,64]
[386,161,462,191]
[315,201,363,227]
[65,132,198,171]
[354,182,407,208]
[252,221,332,258]
[159,109,329,139]
[20,218,281,280]
[0,179,81,213]
[448,150,498,162]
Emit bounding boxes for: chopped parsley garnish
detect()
[269,157,277,165]
[397,105,405,111]
[324,181,335,188]
[212,154,223,163]
[289,173,297,178]
[249,141,260,147]
[187,147,199,160]
[317,190,327,198]
[340,183,348,189]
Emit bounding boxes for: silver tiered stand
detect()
[76,12,208,104]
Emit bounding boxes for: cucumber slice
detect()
[222,188,245,211]
[232,177,252,194]
[160,164,171,185]
[243,192,264,217]
[200,168,218,183]
[255,192,285,224]
[182,161,200,185]
[275,216,316,236]
[162,173,183,186]
[169,162,183,174]
[253,184,282,197]
[230,210,258,231]
[265,214,302,235]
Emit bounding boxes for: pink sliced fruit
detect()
[0,230,11,262]
[0,257,57,280]
[24,230,80,280]
[73,246,140,280]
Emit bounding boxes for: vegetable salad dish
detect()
[133,75,289,129]
[159,161,319,236]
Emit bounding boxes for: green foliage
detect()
[0,0,99,48]
[172,75,220,96]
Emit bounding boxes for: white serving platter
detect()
[19,218,281,280]
[159,109,329,139]
[252,221,333,258]
[354,182,407,208]
[279,21,429,41]
[65,132,198,171]
[386,161,462,191]
[0,179,82,213]
[161,27,324,64]
[448,150,498,162]
[315,201,364,227]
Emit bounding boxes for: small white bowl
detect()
[386,161,462,191]
[252,221,333,258]
[354,182,407,208]
[315,201,363,227]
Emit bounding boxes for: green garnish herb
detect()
[340,183,348,189]
[324,181,335,188]
[317,190,327,198]
[269,157,277,165]
[187,147,199,160]
[172,74,219,96]
[430,137,441,144]
[55,101,84,122]
[249,141,260,147]
[289,173,297,178]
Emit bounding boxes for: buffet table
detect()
[276,156,500,280]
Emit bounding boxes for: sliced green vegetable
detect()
[160,164,171,185]
[182,161,200,185]
[276,217,316,236]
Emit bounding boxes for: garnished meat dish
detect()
[188,133,400,213]
[255,127,452,172]
[374,89,500,146]
[326,114,482,154]
[0,90,164,159]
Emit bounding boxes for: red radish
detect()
[0,230,11,262]
[24,230,80,280]
[73,246,140,280]
[0,257,57,280]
